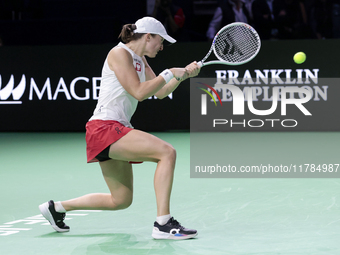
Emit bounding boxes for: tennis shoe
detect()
[152,217,197,240]
[39,200,70,232]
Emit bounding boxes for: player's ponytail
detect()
[119,24,144,43]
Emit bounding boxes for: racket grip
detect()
[197,61,203,67]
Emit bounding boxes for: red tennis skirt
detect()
[86,119,133,163]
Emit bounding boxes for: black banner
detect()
[0,39,339,131]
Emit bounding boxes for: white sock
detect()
[156,214,171,226]
[54,201,66,213]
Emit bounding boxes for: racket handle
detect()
[197,61,203,67]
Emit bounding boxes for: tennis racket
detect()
[198,22,261,67]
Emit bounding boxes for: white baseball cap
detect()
[134,17,176,43]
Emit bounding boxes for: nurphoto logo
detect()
[192,68,327,129]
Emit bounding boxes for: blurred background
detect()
[0,0,339,45]
[0,0,339,132]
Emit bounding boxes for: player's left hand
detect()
[185,61,201,78]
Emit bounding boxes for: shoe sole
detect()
[39,202,69,233]
[152,228,198,240]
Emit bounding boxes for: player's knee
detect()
[169,146,177,161]
[162,144,176,162]
[114,197,133,210]
[111,194,133,210]
[117,198,133,210]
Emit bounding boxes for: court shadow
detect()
[85,233,191,255]
[37,232,197,254]
[37,232,120,238]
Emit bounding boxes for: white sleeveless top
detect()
[89,42,145,128]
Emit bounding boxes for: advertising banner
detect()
[1,39,339,131]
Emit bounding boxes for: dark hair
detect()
[118,24,143,43]
[118,24,156,43]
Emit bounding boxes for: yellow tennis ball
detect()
[293,52,306,64]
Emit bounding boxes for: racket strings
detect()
[214,25,260,64]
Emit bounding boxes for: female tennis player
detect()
[39,16,200,240]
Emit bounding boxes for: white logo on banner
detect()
[0,75,26,104]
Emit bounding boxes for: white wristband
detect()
[159,69,174,84]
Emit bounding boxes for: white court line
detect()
[0,210,104,236]
[75,210,103,212]
[0,228,31,231]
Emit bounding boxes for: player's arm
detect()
[143,55,183,99]
[108,47,186,101]
[155,61,201,99]
[154,77,182,99]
